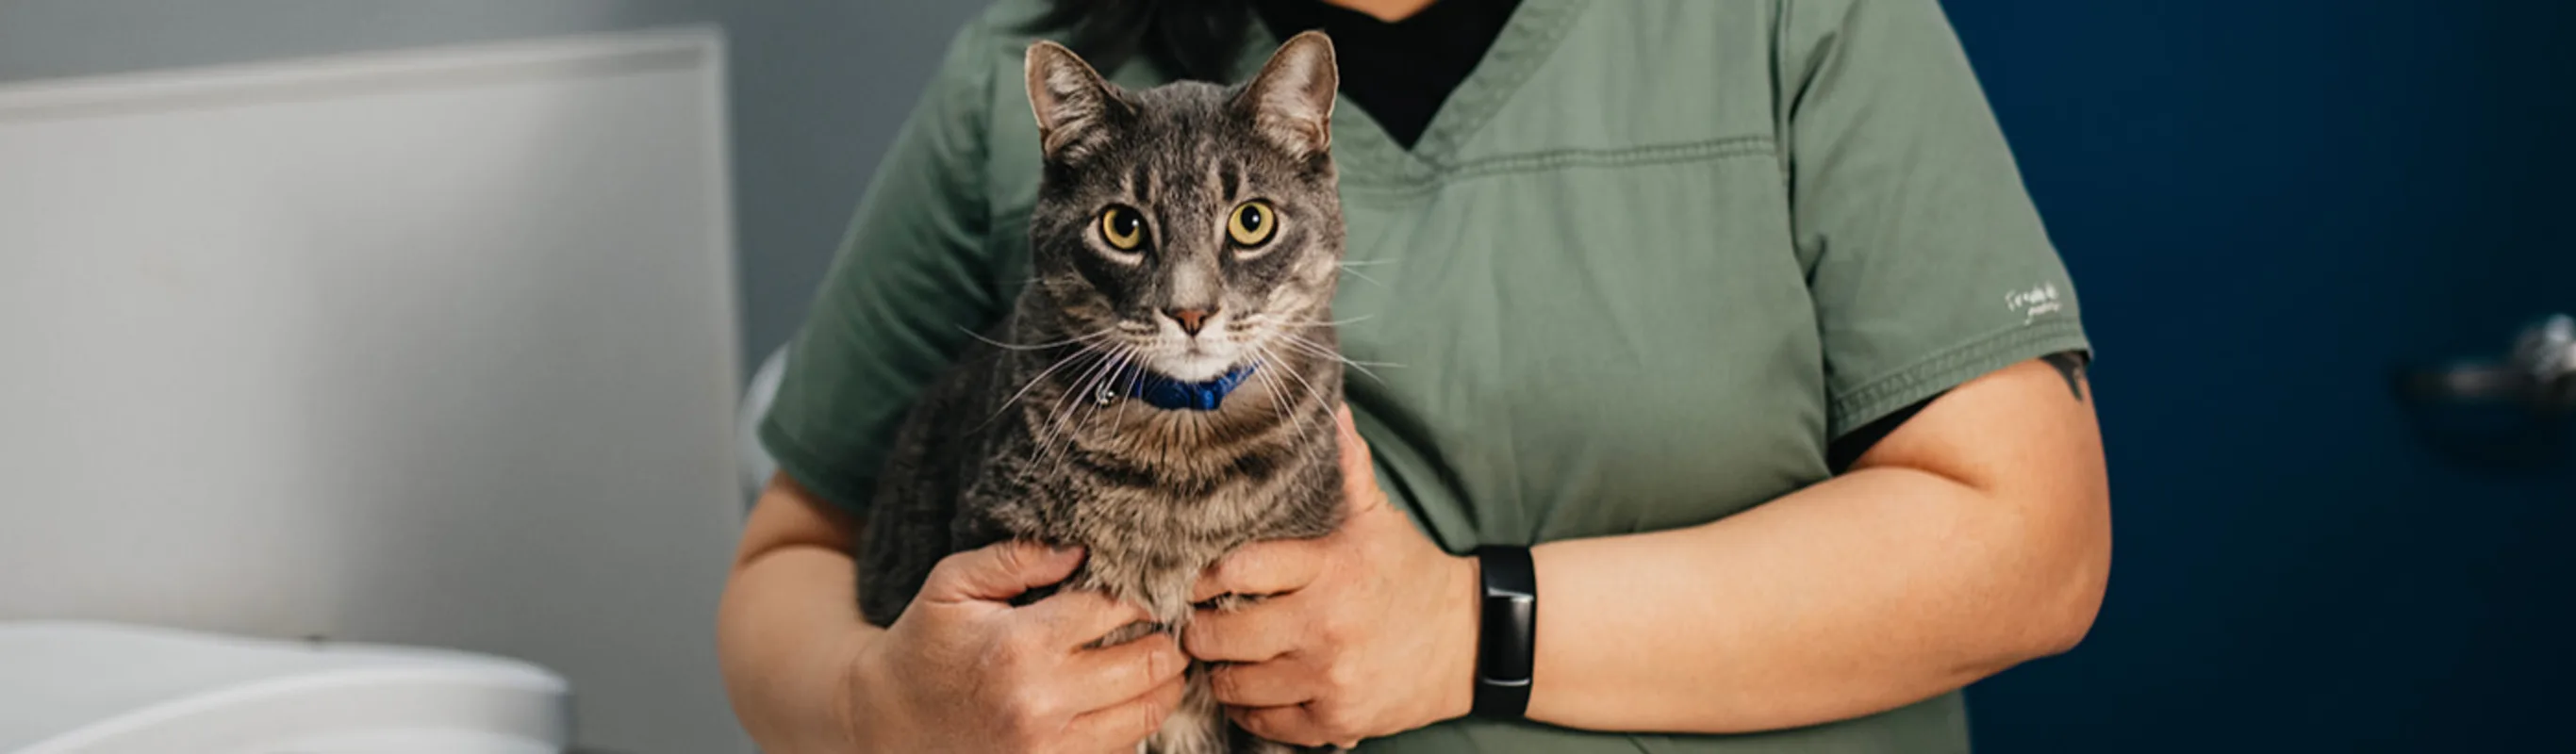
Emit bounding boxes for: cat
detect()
[855,31,1349,754]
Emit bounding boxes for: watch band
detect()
[1470,545,1536,720]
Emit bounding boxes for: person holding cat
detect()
[719,0,2111,752]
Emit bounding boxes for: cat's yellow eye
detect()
[1099,205,1147,252]
[1228,201,1277,248]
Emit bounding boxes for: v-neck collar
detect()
[1234,0,1586,187]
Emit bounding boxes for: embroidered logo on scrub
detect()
[2006,283,2065,324]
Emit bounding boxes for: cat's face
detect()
[1022,33,1343,383]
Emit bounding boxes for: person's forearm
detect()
[1519,466,2107,732]
[718,541,882,752]
[718,479,883,753]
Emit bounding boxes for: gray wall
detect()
[0,0,988,369]
[729,1,988,369]
[0,0,986,750]
[0,1,725,81]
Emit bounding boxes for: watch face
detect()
[1478,593,1537,683]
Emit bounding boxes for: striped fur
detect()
[857,33,1347,754]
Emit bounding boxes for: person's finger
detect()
[1203,657,1317,708]
[1228,703,1329,748]
[921,541,1083,604]
[1021,587,1156,647]
[1181,598,1301,663]
[1056,631,1189,713]
[1191,539,1324,602]
[1334,405,1386,518]
[1062,671,1189,752]
[1334,404,1370,474]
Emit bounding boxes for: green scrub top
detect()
[760,0,2091,750]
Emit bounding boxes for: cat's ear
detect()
[1238,30,1338,160]
[1025,41,1124,161]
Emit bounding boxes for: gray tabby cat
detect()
[856,32,1349,754]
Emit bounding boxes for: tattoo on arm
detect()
[2040,352,2089,402]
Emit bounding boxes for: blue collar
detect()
[1115,362,1258,411]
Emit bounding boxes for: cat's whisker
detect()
[1272,349,1329,413]
[1063,344,1140,465]
[1052,358,1116,478]
[1278,340,1399,370]
[1263,359,1310,437]
[1270,334,1396,385]
[960,324,1118,352]
[1253,342,1332,439]
[1041,346,1114,430]
[1032,343,1126,467]
[1269,350,1333,448]
[1269,328,1381,361]
[1101,348,1136,448]
[1093,346,1148,467]
[1266,313,1375,328]
[977,339,1115,432]
[1088,346,1137,423]
[1263,359,1293,422]
[1249,349,1293,424]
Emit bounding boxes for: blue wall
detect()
[1948,1,2576,750]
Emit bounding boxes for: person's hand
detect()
[849,541,1188,753]
[1183,406,1481,747]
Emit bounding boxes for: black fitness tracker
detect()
[1470,545,1536,719]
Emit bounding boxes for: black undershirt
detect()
[1248,0,1937,470]
[1248,0,1519,149]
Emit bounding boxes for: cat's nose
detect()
[1164,306,1214,336]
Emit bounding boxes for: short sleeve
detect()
[757,16,1009,516]
[1781,0,2092,438]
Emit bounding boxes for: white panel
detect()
[0,29,747,753]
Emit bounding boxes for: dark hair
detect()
[1025,0,1257,82]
